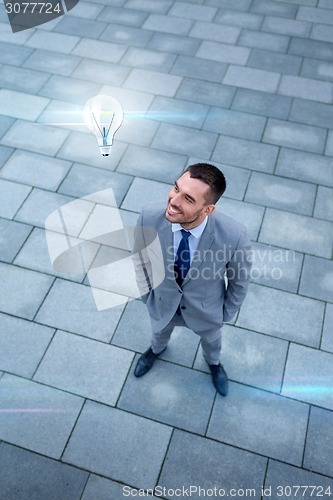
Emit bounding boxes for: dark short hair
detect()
[183,163,226,203]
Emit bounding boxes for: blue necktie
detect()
[174,229,191,287]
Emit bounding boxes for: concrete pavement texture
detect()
[0,0,333,498]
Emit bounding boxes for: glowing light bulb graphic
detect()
[83,94,124,157]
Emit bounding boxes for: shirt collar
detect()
[171,216,208,238]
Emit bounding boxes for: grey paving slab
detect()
[264,460,333,498]
[232,88,292,120]
[1,150,71,191]
[208,382,309,465]
[119,358,215,433]
[14,227,93,283]
[100,23,153,47]
[249,242,303,293]
[121,47,176,72]
[319,0,333,7]
[0,179,31,220]
[237,283,325,347]
[72,59,129,86]
[117,144,186,183]
[14,188,75,229]
[99,85,154,115]
[39,75,102,105]
[142,13,193,36]
[202,76,239,112]
[316,184,333,221]
[0,443,88,500]
[0,65,50,94]
[57,131,126,171]
[325,130,333,156]
[289,37,333,62]
[223,65,280,93]
[259,208,333,258]
[189,21,240,44]
[58,164,132,206]
[124,68,181,97]
[197,40,250,65]
[290,99,333,130]
[0,22,33,45]
[203,107,266,141]
[36,279,125,341]
[322,303,333,353]
[0,89,49,121]
[302,57,333,83]
[54,16,106,39]
[304,407,333,478]
[298,5,333,25]
[187,156,250,201]
[0,218,32,263]
[276,148,333,188]
[0,145,13,167]
[152,123,217,157]
[0,262,54,320]
[0,313,54,378]
[300,255,333,303]
[159,430,266,500]
[72,38,127,63]
[148,96,209,129]
[82,475,155,500]
[25,31,80,54]
[68,0,104,18]
[0,115,14,139]
[245,172,316,215]
[311,23,333,44]
[250,0,298,17]
[147,32,200,55]
[36,99,88,135]
[0,373,83,459]
[97,5,148,26]
[216,198,264,241]
[35,330,133,406]
[212,135,279,173]
[0,41,32,65]
[170,55,227,83]
[262,16,311,37]
[169,2,216,21]
[125,0,172,13]
[63,401,172,488]
[239,29,290,53]
[247,49,302,76]
[282,344,333,410]
[206,0,252,10]
[264,118,327,154]
[215,9,263,29]
[121,177,170,212]
[195,324,288,393]
[2,121,70,156]
[278,75,333,103]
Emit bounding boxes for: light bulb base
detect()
[99,145,112,156]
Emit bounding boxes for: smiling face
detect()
[165,172,216,229]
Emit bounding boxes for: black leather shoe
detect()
[209,363,228,396]
[134,347,166,377]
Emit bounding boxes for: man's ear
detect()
[204,204,216,216]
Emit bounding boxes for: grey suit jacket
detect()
[133,203,252,333]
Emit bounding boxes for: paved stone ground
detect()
[0,0,333,498]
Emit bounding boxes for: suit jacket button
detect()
[181,306,186,309]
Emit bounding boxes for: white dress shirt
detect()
[171,217,208,264]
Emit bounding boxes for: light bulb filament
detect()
[91,112,115,143]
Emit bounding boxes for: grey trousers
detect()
[151,313,222,365]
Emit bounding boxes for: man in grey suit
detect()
[133,163,252,396]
